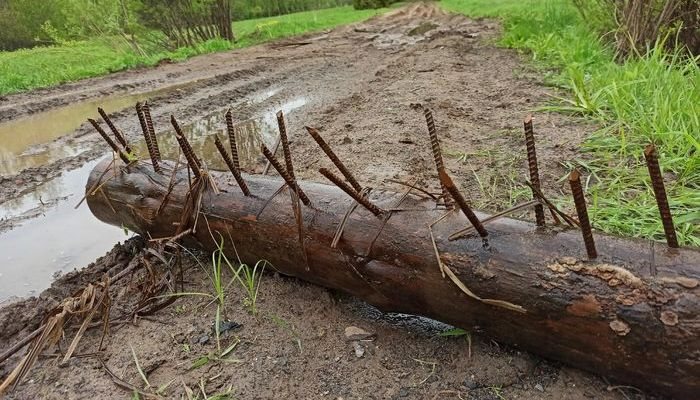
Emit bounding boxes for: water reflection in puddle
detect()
[0,82,198,176]
[132,96,308,171]
[0,93,309,301]
[0,160,126,301]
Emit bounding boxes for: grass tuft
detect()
[441,0,699,246]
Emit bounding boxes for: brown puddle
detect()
[0,92,308,302]
[131,96,307,172]
[0,82,199,176]
[0,160,126,302]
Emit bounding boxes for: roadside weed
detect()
[441,0,699,245]
[439,328,473,359]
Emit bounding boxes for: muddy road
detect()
[0,3,590,298]
[0,3,645,400]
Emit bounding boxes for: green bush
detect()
[352,0,393,10]
[572,0,700,57]
[0,0,66,50]
[232,0,352,20]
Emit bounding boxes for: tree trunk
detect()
[86,158,700,399]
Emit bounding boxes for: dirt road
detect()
[0,3,648,399]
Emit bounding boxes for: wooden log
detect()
[86,158,700,399]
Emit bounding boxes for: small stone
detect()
[212,320,242,335]
[345,326,375,341]
[535,383,544,392]
[353,342,365,358]
[463,377,479,390]
[197,334,210,345]
[660,311,679,326]
[342,136,352,144]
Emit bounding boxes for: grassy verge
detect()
[0,5,389,96]
[442,0,699,246]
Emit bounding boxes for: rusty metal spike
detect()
[424,108,453,209]
[225,109,240,171]
[276,110,295,180]
[136,102,161,173]
[262,136,281,176]
[170,115,202,179]
[88,118,130,164]
[523,114,546,227]
[305,126,362,193]
[214,135,250,196]
[644,144,679,248]
[569,169,597,259]
[97,107,132,154]
[142,102,161,162]
[437,168,488,238]
[261,144,311,206]
[319,168,385,217]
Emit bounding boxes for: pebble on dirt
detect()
[344,326,375,341]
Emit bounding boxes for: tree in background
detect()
[0,0,144,51]
[0,0,66,50]
[0,0,358,52]
[573,0,699,57]
[232,0,352,20]
[139,0,234,48]
[352,0,396,10]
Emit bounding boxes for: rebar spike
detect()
[225,109,240,171]
[136,102,161,173]
[262,135,281,175]
[569,169,597,259]
[644,144,679,248]
[143,102,161,162]
[276,110,295,180]
[88,118,130,164]
[214,135,250,196]
[97,107,132,154]
[170,115,202,179]
[306,126,363,193]
[438,168,488,238]
[424,108,453,209]
[319,168,384,217]
[523,114,545,227]
[261,144,311,206]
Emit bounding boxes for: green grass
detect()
[0,5,389,96]
[441,0,700,246]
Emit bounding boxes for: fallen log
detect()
[86,158,700,399]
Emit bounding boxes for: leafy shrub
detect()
[0,0,66,50]
[352,0,393,10]
[572,0,700,57]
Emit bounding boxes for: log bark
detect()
[86,158,700,399]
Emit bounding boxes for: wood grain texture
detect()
[86,158,700,399]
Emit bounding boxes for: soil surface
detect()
[0,3,652,399]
